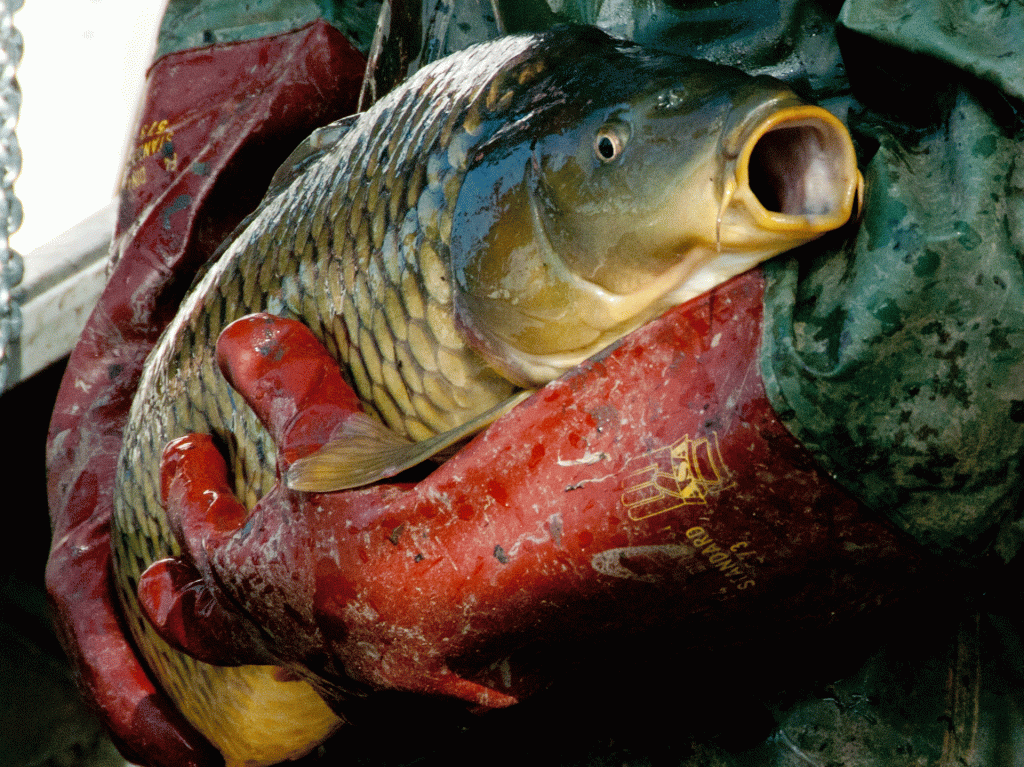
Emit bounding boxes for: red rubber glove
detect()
[44,22,365,766]
[138,272,934,720]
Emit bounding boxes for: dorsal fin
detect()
[265,115,359,199]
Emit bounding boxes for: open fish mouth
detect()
[730,104,862,232]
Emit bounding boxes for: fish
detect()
[111,26,862,767]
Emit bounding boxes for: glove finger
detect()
[160,432,248,549]
[215,313,364,468]
[144,432,276,665]
[137,556,273,667]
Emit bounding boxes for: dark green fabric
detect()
[154,0,382,57]
[761,1,1024,563]
[840,0,1024,102]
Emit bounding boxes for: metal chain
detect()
[0,0,22,392]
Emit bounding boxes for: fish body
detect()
[111,26,861,766]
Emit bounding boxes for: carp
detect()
[111,26,862,766]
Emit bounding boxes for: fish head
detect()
[450,31,863,386]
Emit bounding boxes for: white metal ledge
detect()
[8,202,116,389]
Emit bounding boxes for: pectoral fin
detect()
[285,391,533,493]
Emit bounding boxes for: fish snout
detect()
[730,104,863,235]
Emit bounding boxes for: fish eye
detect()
[594,123,628,163]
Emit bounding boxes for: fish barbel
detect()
[112,26,862,767]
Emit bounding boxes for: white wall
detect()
[12,0,165,256]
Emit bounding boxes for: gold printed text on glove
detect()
[621,433,734,521]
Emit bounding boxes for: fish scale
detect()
[112,33,542,766]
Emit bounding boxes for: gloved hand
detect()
[134,273,932,730]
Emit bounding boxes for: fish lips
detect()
[718,100,864,239]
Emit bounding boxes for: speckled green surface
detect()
[154,0,381,57]
[760,1,1024,562]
